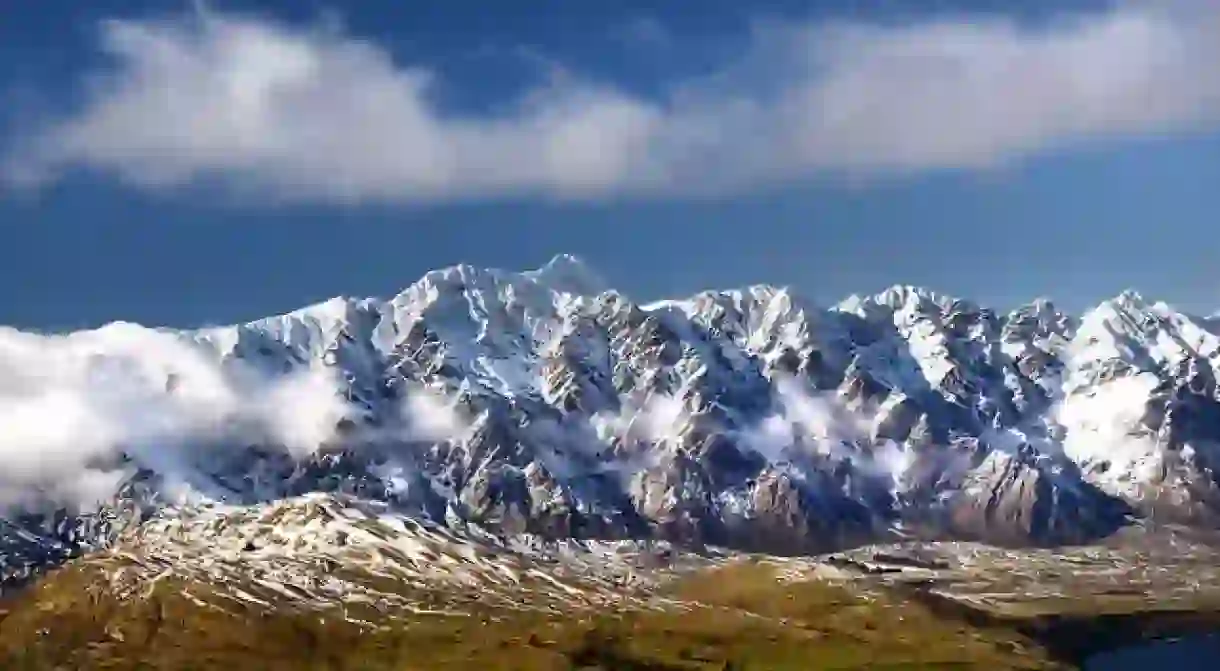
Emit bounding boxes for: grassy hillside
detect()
[0,559,1071,671]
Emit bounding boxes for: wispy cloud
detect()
[0,322,355,511]
[5,3,1219,203]
[0,318,492,513]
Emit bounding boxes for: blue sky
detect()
[1,0,1218,329]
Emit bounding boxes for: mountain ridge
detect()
[41,254,1207,353]
[3,253,1220,593]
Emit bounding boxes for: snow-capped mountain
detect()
[4,255,1220,587]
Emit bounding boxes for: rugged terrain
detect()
[5,511,1220,669]
[4,255,1220,668]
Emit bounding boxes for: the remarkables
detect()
[4,254,1220,586]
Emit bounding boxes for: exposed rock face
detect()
[4,256,1220,584]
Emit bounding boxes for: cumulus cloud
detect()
[0,323,354,512]
[5,2,1220,202]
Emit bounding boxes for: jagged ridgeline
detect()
[3,254,1220,587]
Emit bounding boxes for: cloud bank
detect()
[5,3,1220,203]
[0,321,500,513]
[0,323,358,511]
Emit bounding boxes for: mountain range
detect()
[3,254,1220,594]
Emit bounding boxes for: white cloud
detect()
[786,4,1220,174]
[256,365,353,456]
[738,377,874,460]
[400,386,470,443]
[588,394,693,454]
[0,322,354,512]
[4,3,1219,203]
[2,12,660,202]
[628,394,692,444]
[587,378,918,489]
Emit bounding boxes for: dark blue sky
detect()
[1,0,1217,329]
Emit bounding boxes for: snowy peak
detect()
[1069,290,1220,387]
[522,253,608,297]
[1004,298,1074,339]
[835,284,973,322]
[648,284,838,360]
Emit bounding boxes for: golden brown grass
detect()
[0,559,1075,670]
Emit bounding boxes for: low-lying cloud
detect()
[0,322,358,512]
[740,379,863,464]
[399,386,470,444]
[738,378,915,490]
[0,320,501,513]
[5,2,1220,203]
[588,378,916,492]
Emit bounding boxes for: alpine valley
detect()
[4,255,1220,670]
